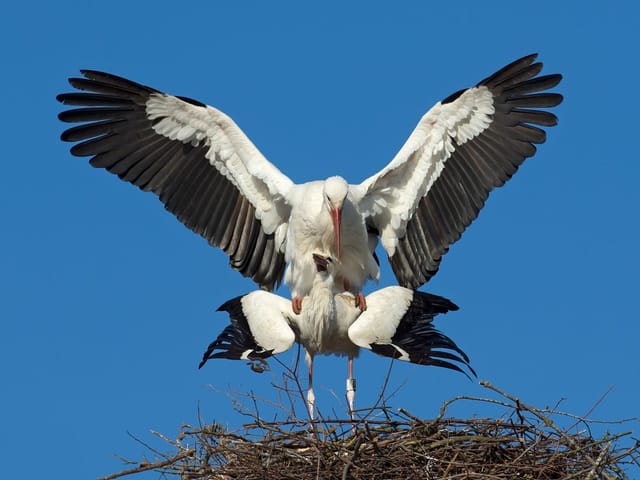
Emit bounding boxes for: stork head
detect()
[323,176,348,258]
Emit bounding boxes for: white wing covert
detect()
[199,291,295,366]
[58,71,294,290]
[348,288,474,377]
[357,54,563,288]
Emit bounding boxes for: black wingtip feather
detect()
[390,54,562,289]
[58,69,287,291]
[503,73,563,96]
[77,69,158,95]
[216,295,246,313]
[177,95,206,108]
[200,295,275,369]
[478,53,538,88]
[367,289,474,378]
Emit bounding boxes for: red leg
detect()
[343,279,366,311]
[292,295,303,314]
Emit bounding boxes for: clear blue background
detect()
[2,1,638,478]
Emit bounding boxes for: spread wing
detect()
[357,54,563,288]
[58,71,295,290]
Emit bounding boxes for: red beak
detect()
[330,207,342,258]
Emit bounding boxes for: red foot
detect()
[343,279,366,311]
[292,296,303,314]
[355,292,367,311]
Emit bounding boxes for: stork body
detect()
[58,54,563,305]
[285,179,378,310]
[290,256,360,417]
[200,254,474,419]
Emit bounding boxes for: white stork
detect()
[199,253,474,419]
[57,54,562,310]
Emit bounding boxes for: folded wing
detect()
[199,291,295,368]
[348,287,475,378]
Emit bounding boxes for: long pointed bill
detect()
[330,207,342,258]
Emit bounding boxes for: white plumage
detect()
[57,54,563,308]
[199,253,473,418]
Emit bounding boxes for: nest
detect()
[100,381,639,480]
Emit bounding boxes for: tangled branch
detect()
[98,379,640,479]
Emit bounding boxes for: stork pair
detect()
[57,53,562,418]
[199,252,473,419]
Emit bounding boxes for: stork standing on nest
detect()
[57,54,562,314]
[200,253,474,419]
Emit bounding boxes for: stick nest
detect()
[101,381,639,480]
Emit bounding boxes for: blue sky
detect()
[2,1,639,478]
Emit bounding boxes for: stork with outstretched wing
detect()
[200,253,474,419]
[57,54,562,312]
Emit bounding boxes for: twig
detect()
[341,434,363,480]
[97,376,640,480]
[97,449,194,480]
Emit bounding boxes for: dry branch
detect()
[98,381,639,480]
